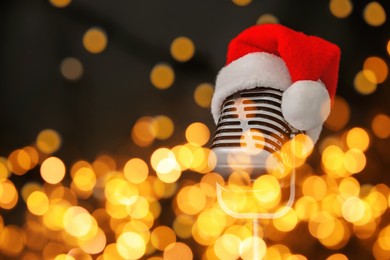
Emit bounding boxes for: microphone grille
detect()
[210,87,299,176]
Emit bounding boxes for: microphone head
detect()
[209,87,299,179]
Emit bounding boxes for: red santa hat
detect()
[211,24,341,143]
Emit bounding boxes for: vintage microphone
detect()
[208,24,341,258]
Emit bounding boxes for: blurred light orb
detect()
[116,232,146,260]
[346,127,370,151]
[185,122,210,146]
[329,0,353,18]
[131,116,156,147]
[152,115,174,140]
[232,0,252,6]
[82,27,107,54]
[256,14,279,24]
[170,36,195,62]
[163,242,193,260]
[27,191,49,216]
[363,56,388,84]
[150,225,177,251]
[363,1,386,26]
[36,129,62,154]
[40,157,66,184]
[124,158,148,184]
[150,63,175,89]
[60,57,83,81]
[194,83,214,108]
[372,114,390,139]
[325,96,350,131]
[354,70,377,95]
[49,0,71,8]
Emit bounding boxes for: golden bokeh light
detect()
[214,233,241,260]
[60,57,83,81]
[302,176,327,201]
[78,228,106,255]
[342,196,366,223]
[325,96,350,131]
[185,122,210,146]
[40,157,66,184]
[63,206,96,237]
[27,191,49,216]
[131,116,156,147]
[116,232,146,260]
[36,129,62,154]
[363,56,388,84]
[49,0,71,8]
[124,158,148,184]
[173,214,194,239]
[194,83,214,108]
[346,127,370,151]
[105,177,139,206]
[240,236,267,260]
[344,148,366,174]
[7,149,32,175]
[170,37,195,62]
[82,27,107,54]
[164,242,193,260]
[363,1,386,26]
[256,14,279,24]
[372,114,390,139]
[354,70,377,95]
[329,0,353,18]
[232,0,252,6]
[0,180,18,209]
[152,115,174,140]
[253,174,281,207]
[150,63,175,89]
[176,185,206,215]
[327,253,348,260]
[0,225,25,257]
[151,225,177,251]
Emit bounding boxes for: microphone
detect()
[209,86,300,179]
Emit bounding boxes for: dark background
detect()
[1,0,390,259]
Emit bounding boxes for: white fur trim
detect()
[211,52,292,124]
[281,80,330,131]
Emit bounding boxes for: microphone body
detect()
[210,87,299,178]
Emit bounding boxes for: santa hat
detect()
[211,24,341,143]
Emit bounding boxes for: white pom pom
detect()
[281,80,330,131]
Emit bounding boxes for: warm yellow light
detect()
[150,63,175,89]
[325,96,350,131]
[170,37,195,62]
[372,114,390,139]
[7,149,31,175]
[295,196,319,221]
[253,174,281,207]
[327,253,348,260]
[185,122,210,146]
[322,145,345,174]
[0,180,18,209]
[196,208,226,238]
[72,167,96,192]
[273,208,298,232]
[194,83,214,108]
[63,206,96,237]
[124,158,148,184]
[78,228,106,255]
[173,215,194,239]
[344,148,366,174]
[0,158,10,180]
[338,177,360,198]
[40,157,66,184]
[27,191,49,216]
[36,129,62,154]
[152,115,174,140]
[49,0,71,8]
[0,226,25,257]
[127,196,149,219]
[308,211,336,239]
[342,196,366,223]
[302,176,327,201]
[131,116,156,147]
[42,201,69,231]
[354,70,377,95]
[240,236,267,260]
[256,14,279,24]
[163,242,193,260]
[82,27,107,54]
[346,127,370,151]
[363,1,386,27]
[213,234,241,260]
[232,0,252,6]
[151,226,177,251]
[176,185,206,215]
[116,232,146,260]
[171,145,193,171]
[105,178,139,206]
[329,0,353,18]
[363,56,388,84]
